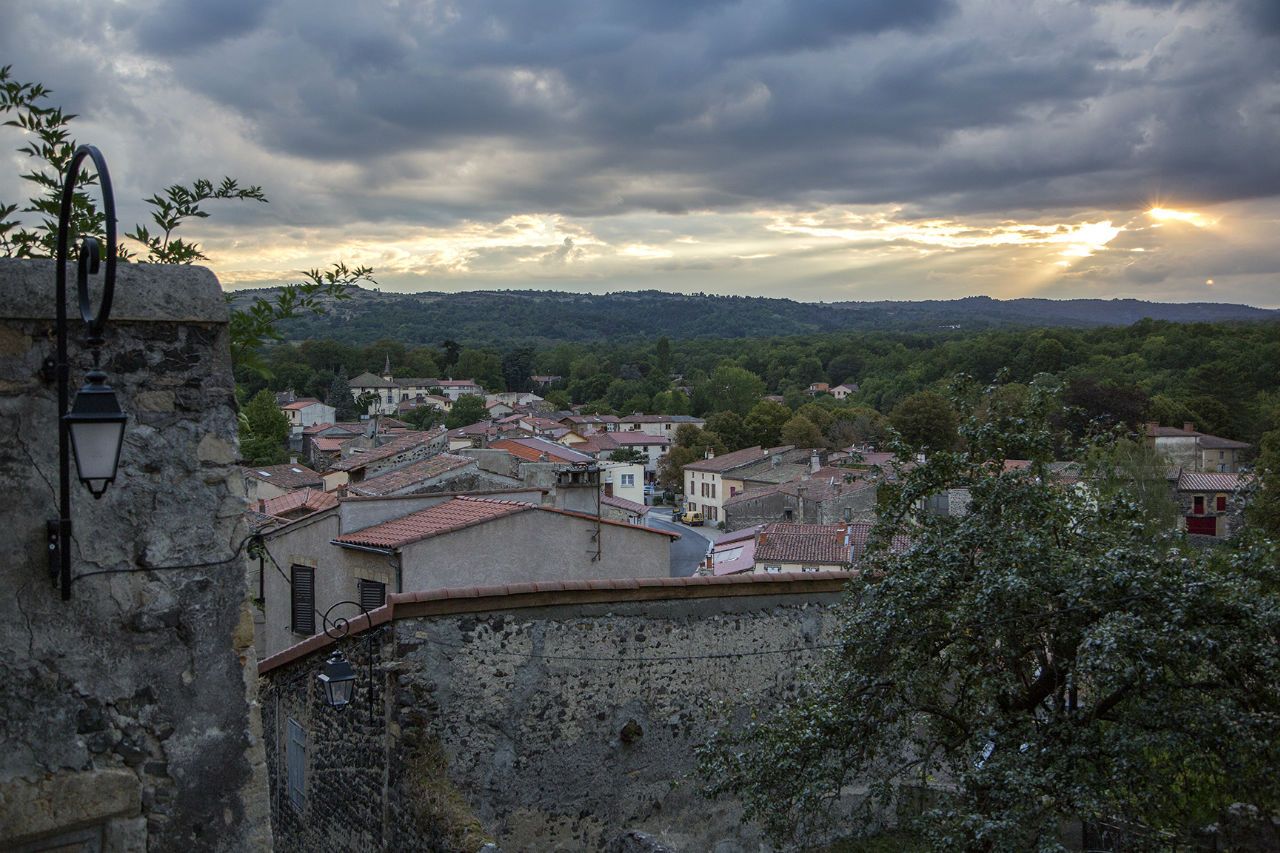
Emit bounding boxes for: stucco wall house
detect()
[1145,422,1251,473]
[257,493,678,657]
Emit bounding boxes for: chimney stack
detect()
[1184,422,1196,432]
[810,449,821,474]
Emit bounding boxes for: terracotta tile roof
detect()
[1198,435,1251,450]
[302,421,363,436]
[601,494,648,516]
[243,463,324,489]
[334,496,535,549]
[259,487,339,517]
[312,436,358,452]
[347,453,475,496]
[576,433,622,455]
[755,523,850,565]
[329,430,442,472]
[281,398,323,410]
[683,445,778,473]
[489,437,594,464]
[1177,471,1250,492]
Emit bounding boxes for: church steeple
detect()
[382,354,392,380]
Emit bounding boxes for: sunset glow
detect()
[1148,207,1211,227]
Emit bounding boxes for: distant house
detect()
[1144,422,1251,473]
[345,453,482,497]
[560,414,621,436]
[280,398,335,434]
[488,437,595,465]
[723,468,879,531]
[831,383,859,400]
[243,463,325,504]
[328,429,449,487]
[1176,471,1250,539]
[681,445,796,526]
[805,382,830,396]
[613,414,705,437]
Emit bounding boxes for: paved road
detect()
[644,508,713,577]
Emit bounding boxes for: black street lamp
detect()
[316,650,357,708]
[316,600,381,720]
[45,145,128,600]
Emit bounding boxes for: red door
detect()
[1186,516,1216,536]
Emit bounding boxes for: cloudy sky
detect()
[3,0,1278,305]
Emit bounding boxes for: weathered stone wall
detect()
[260,576,848,852]
[0,260,270,851]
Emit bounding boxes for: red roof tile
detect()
[347,453,476,496]
[333,496,535,549]
[1177,471,1250,492]
[243,463,324,489]
[489,437,594,464]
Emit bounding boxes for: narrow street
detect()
[643,508,713,577]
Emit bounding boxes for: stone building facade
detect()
[259,574,849,852]
[0,260,269,851]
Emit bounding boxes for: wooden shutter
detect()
[291,566,315,635]
[358,578,386,611]
[286,717,306,810]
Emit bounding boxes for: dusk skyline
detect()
[3,0,1278,306]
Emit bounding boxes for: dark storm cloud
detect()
[8,0,1279,227]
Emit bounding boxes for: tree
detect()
[657,445,699,491]
[1247,425,1280,540]
[699,382,1280,849]
[445,394,488,429]
[402,405,443,431]
[779,414,823,449]
[707,365,766,416]
[328,373,360,421]
[743,399,791,449]
[607,448,647,464]
[888,390,958,452]
[238,389,290,465]
[705,411,748,451]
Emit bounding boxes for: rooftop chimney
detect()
[705,447,715,459]
[810,449,821,474]
[1183,422,1196,432]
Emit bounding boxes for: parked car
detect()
[680,510,704,526]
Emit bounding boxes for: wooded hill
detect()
[227,286,1278,348]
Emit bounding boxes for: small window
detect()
[1193,496,1205,515]
[620,473,635,489]
[764,566,781,574]
[291,565,315,635]
[286,718,306,810]
[358,578,386,611]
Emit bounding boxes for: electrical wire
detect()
[70,529,264,585]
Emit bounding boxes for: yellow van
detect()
[680,510,704,526]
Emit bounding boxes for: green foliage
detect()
[444,394,488,429]
[607,447,647,464]
[229,263,373,377]
[238,389,290,465]
[706,364,766,416]
[780,414,823,448]
[705,411,749,451]
[327,373,359,421]
[1082,437,1181,538]
[658,445,700,490]
[127,178,267,263]
[1247,426,1280,540]
[698,382,1280,850]
[744,399,794,449]
[888,390,958,452]
[403,405,444,430]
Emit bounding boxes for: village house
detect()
[243,462,325,503]
[1144,422,1251,473]
[345,453,489,497]
[1176,470,1250,539]
[255,493,679,657]
[805,381,830,396]
[280,397,336,434]
[681,445,796,526]
[326,428,449,488]
[831,382,859,400]
[613,413,706,436]
[723,466,880,531]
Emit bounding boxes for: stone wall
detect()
[0,260,269,851]
[260,574,849,852]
